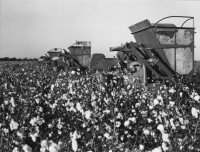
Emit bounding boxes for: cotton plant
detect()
[9,119,19,131]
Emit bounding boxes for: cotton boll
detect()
[10,119,19,131]
[149,105,154,110]
[157,94,163,101]
[170,118,176,130]
[22,144,32,152]
[71,71,76,75]
[41,140,48,149]
[76,102,82,111]
[178,117,184,125]
[147,118,153,123]
[157,124,164,134]
[104,133,110,139]
[10,97,16,107]
[71,138,78,152]
[51,84,55,91]
[17,131,24,139]
[169,87,176,93]
[116,121,121,128]
[162,142,169,152]
[143,128,150,135]
[153,99,159,106]
[30,133,37,142]
[128,117,136,123]
[135,103,141,108]
[191,107,199,118]
[152,147,162,152]
[162,133,170,143]
[40,147,46,152]
[124,120,130,127]
[169,101,175,107]
[4,100,9,105]
[194,95,200,102]
[35,98,40,104]
[85,110,92,120]
[30,117,37,126]
[13,147,20,152]
[49,142,60,152]
[179,92,183,97]
[139,144,144,151]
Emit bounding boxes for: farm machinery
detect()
[40,41,117,71]
[110,16,195,85]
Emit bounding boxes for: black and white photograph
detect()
[1,0,200,151]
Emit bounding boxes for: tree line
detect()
[0,57,38,61]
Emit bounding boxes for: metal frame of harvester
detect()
[110,16,195,85]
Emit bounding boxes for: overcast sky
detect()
[1,0,200,60]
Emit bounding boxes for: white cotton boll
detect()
[91,101,96,107]
[162,133,170,143]
[49,142,60,152]
[40,147,46,152]
[157,124,164,133]
[4,83,7,89]
[76,102,82,111]
[22,144,32,152]
[161,111,167,117]
[17,131,24,139]
[181,125,186,129]
[143,129,150,135]
[13,147,20,152]
[179,117,184,125]
[10,97,16,107]
[4,100,9,105]
[147,118,153,123]
[91,94,97,100]
[71,71,76,75]
[149,105,154,110]
[194,95,200,102]
[191,107,199,118]
[153,99,159,106]
[85,110,92,120]
[169,88,176,93]
[124,120,130,127]
[169,101,175,107]
[128,117,136,123]
[116,113,123,119]
[104,109,110,113]
[170,118,176,130]
[51,84,55,91]
[135,102,141,108]
[30,118,36,126]
[116,121,121,128]
[139,144,144,150]
[104,133,110,139]
[30,133,37,142]
[162,142,169,152]
[35,99,40,104]
[71,138,78,152]
[41,140,48,149]
[180,92,183,97]
[10,119,19,131]
[152,147,162,152]
[127,84,131,90]
[157,95,163,101]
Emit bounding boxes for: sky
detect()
[0,0,200,60]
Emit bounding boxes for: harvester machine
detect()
[111,16,195,85]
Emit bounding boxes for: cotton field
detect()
[1,62,200,152]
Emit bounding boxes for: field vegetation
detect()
[0,62,200,152]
